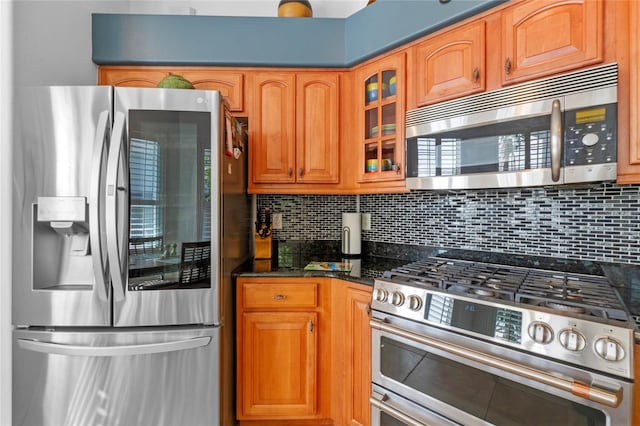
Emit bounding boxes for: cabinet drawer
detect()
[241,282,318,309]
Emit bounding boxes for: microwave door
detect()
[12,86,113,328]
[110,87,221,327]
[406,97,565,190]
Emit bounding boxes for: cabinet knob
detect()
[308,320,314,332]
[298,168,304,177]
[272,294,286,300]
[288,167,293,177]
[505,58,512,75]
[473,66,479,84]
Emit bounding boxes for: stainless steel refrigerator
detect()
[12,86,250,426]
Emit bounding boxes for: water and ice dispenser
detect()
[33,196,93,289]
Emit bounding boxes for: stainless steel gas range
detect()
[370,257,635,426]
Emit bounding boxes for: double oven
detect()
[370,258,635,426]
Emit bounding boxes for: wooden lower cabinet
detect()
[236,277,333,425]
[239,311,318,418]
[236,277,373,425]
[634,344,640,426]
[342,284,373,426]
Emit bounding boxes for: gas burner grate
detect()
[443,263,528,301]
[382,258,468,289]
[515,271,628,321]
[381,257,630,321]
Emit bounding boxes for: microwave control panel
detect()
[564,103,617,166]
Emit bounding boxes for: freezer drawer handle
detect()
[17,336,211,357]
[370,318,622,408]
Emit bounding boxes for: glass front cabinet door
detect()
[356,53,405,183]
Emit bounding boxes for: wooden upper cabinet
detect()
[355,52,406,185]
[618,0,640,183]
[501,0,604,85]
[97,66,245,111]
[414,20,485,107]
[249,72,296,184]
[296,73,339,183]
[248,71,339,187]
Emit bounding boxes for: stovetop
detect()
[382,257,630,322]
[375,257,635,379]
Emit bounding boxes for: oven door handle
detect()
[370,318,622,408]
[370,392,429,426]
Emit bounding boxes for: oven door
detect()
[371,314,632,426]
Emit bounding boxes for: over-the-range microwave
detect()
[405,63,618,190]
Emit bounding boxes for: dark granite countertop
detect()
[235,240,409,286]
[234,240,640,334]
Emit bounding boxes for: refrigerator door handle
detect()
[106,111,128,302]
[16,336,212,357]
[90,110,111,302]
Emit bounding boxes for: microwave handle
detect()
[550,99,562,182]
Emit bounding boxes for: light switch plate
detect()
[361,213,371,231]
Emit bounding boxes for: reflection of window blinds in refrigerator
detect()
[202,148,211,240]
[130,138,162,242]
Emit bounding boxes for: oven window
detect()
[380,412,410,426]
[379,336,606,426]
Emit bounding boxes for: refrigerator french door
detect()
[13,86,228,328]
[12,85,249,426]
[110,87,224,327]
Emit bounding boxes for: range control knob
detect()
[391,291,405,307]
[407,295,423,311]
[559,328,587,352]
[527,322,554,344]
[594,337,625,362]
[374,288,389,303]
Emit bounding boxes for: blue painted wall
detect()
[92,0,505,67]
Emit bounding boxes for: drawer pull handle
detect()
[272,294,286,300]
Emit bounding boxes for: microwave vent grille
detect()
[406,63,618,127]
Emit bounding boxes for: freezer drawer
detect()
[13,326,219,426]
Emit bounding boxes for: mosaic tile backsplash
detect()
[257,182,640,265]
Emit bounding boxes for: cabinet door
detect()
[619,0,640,182]
[239,311,318,418]
[344,286,372,426]
[296,73,340,183]
[501,0,603,85]
[414,21,485,107]
[634,344,640,426]
[355,53,406,183]
[97,66,245,111]
[249,72,296,183]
